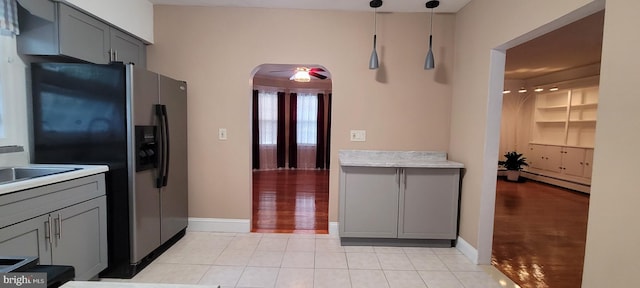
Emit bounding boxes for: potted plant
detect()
[499,151,529,182]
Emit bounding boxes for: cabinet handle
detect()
[586,162,590,166]
[395,169,399,185]
[402,169,407,186]
[108,49,113,62]
[46,215,52,245]
[55,213,62,240]
[580,162,584,165]
[114,50,118,61]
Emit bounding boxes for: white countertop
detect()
[339,150,464,168]
[61,282,219,288]
[0,164,109,196]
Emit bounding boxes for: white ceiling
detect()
[148,0,471,13]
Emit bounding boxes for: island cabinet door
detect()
[398,168,460,239]
[339,166,399,238]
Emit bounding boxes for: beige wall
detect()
[582,0,640,286]
[453,0,640,285]
[451,0,597,257]
[148,6,456,221]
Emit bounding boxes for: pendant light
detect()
[369,0,383,70]
[424,0,439,70]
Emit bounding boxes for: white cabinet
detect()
[526,83,598,192]
[339,166,460,242]
[527,144,594,181]
[0,174,107,280]
[532,86,599,147]
[584,149,594,177]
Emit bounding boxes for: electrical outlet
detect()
[218,128,227,140]
[350,130,366,142]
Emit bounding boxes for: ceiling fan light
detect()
[503,90,512,94]
[549,87,559,91]
[518,87,528,93]
[291,68,311,82]
[534,87,544,92]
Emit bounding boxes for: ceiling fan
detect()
[269,67,328,82]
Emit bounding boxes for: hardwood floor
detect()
[252,169,329,234]
[493,178,590,288]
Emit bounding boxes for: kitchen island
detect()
[339,150,464,246]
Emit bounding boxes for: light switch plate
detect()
[350,130,366,142]
[218,128,227,140]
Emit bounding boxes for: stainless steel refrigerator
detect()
[30,63,188,278]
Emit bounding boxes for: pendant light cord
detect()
[429,8,433,48]
[373,7,377,49]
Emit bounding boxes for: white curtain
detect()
[0,0,19,140]
[0,0,19,36]
[296,93,318,169]
[258,90,278,170]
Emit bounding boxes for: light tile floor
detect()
[102,232,520,288]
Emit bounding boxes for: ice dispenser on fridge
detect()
[135,126,157,171]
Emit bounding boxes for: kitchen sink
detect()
[0,256,38,272]
[0,167,79,184]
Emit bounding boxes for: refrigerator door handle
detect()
[155,104,166,188]
[162,105,170,187]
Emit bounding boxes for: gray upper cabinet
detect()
[57,3,110,64]
[17,0,146,67]
[110,28,146,67]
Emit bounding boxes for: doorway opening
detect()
[250,64,332,234]
[493,9,604,288]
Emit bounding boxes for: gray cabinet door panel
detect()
[398,168,460,239]
[340,167,399,238]
[0,215,52,265]
[58,4,110,64]
[52,197,107,281]
[110,28,146,67]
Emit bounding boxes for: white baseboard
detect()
[522,171,591,193]
[187,218,250,233]
[329,222,339,236]
[456,236,479,264]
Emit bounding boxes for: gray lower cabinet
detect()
[0,214,51,264]
[340,166,460,241]
[0,174,108,280]
[339,167,399,238]
[17,0,146,66]
[398,168,460,239]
